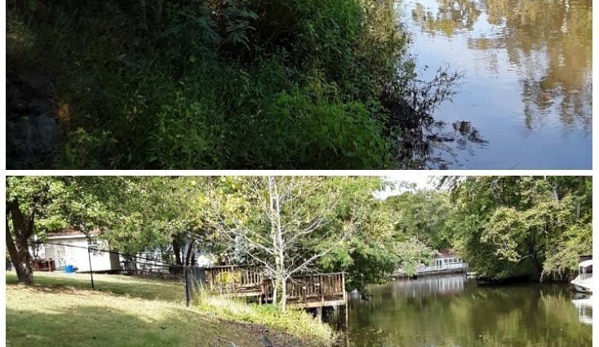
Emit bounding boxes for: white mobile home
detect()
[40,228,120,272]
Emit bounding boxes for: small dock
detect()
[392,263,468,279]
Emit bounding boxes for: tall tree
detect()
[6,177,124,284]
[204,176,381,311]
[100,177,218,267]
[449,176,592,281]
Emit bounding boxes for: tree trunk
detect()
[6,199,35,284]
[281,277,287,312]
[153,0,163,24]
[272,281,278,306]
[173,238,182,265]
[138,0,148,30]
[530,253,543,283]
[185,239,194,266]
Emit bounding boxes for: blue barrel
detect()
[65,265,75,273]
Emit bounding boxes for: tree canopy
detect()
[6,175,591,292]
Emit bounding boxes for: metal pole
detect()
[185,266,190,307]
[87,244,95,290]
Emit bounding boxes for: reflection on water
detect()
[400,0,592,169]
[571,294,593,325]
[347,275,592,347]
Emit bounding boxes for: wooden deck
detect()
[200,266,346,308]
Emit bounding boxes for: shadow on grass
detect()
[6,271,185,303]
[6,285,315,347]
[6,304,227,347]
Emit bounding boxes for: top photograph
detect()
[6,0,592,170]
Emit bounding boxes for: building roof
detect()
[46,227,100,238]
[435,248,459,259]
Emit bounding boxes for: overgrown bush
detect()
[7,0,457,169]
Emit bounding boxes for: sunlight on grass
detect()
[7,286,231,347]
[6,273,336,347]
[6,270,185,303]
[198,295,338,345]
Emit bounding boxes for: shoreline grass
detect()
[197,295,337,346]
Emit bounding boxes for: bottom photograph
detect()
[5,175,592,347]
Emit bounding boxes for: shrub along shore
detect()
[7,0,456,169]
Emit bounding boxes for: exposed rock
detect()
[261,335,274,347]
[7,76,59,168]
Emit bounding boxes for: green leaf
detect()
[27,0,37,11]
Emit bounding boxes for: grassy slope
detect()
[6,272,335,347]
[6,271,186,302]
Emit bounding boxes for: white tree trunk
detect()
[281,277,287,312]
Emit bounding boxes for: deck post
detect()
[341,272,348,330]
[341,272,346,304]
[316,307,323,321]
[320,275,325,306]
[345,303,349,330]
[336,303,349,331]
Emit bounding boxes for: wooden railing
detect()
[203,265,265,296]
[200,266,346,307]
[263,272,346,307]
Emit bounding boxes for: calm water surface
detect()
[347,275,592,347]
[398,0,592,169]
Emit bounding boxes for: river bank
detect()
[6,279,336,347]
[7,0,451,170]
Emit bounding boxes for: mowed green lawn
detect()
[6,271,322,347]
[6,270,185,302]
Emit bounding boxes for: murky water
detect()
[398,0,592,169]
[346,275,592,347]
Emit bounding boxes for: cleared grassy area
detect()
[6,272,337,347]
[6,270,185,302]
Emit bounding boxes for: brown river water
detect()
[398,0,592,169]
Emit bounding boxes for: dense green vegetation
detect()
[7,0,458,169]
[7,176,591,296]
[446,176,592,282]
